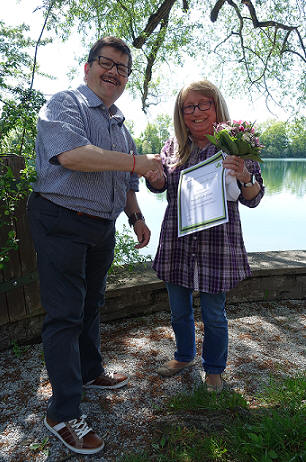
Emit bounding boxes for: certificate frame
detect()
[177,151,228,237]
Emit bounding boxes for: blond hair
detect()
[173,80,230,166]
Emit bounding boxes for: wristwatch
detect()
[128,212,145,227]
[240,173,256,188]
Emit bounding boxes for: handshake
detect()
[134,154,166,190]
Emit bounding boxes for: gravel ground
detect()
[0,299,305,462]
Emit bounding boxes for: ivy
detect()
[0,20,47,270]
[0,158,37,270]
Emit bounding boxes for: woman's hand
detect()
[223,154,261,199]
[223,155,250,183]
[145,167,166,190]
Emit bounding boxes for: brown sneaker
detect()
[84,371,129,390]
[44,415,104,455]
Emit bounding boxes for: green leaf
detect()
[219,130,239,155]
[268,450,279,459]
[205,134,218,145]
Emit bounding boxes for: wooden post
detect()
[0,155,41,348]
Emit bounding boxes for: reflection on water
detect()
[261,159,306,197]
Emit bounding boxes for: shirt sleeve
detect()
[122,124,139,192]
[37,92,91,163]
[238,159,265,208]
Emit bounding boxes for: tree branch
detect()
[19,0,55,156]
[133,0,176,48]
[211,0,227,22]
[241,0,297,31]
[30,1,55,91]
[141,15,170,112]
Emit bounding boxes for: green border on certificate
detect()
[178,151,228,237]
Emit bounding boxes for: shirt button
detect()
[192,253,195,257]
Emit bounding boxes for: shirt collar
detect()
[77,84,125,126]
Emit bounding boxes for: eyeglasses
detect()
[182,101,213,114]
[93,55,131,77]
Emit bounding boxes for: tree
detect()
[0,20,49,157]
[287,117,306,158]
[258,118,306,158]
[155,113,172,144]
[134,114,171,153]
[37,0,304,114]
[0,19,49,268]
[259,120,290,158]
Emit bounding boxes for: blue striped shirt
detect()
[33,84,139,220]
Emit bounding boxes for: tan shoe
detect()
[44,415,104,455]
[205,374,224,393]
[157,359,195,377]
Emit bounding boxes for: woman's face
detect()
[182,90,217,143]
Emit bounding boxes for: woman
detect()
[145,80,264,392]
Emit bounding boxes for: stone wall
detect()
[0,250,305,351]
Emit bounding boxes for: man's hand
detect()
[134,154,163,178]
[133,220,151,249]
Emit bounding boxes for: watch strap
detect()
[128,212,145,227]
[240,173,255,188]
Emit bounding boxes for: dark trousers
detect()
[27,192,115,421]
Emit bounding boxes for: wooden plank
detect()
[0,272,9,326]
[14,192,42,316]
[0,155,27,322]
[0,186,13,325]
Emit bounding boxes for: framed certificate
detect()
[178,151,228,237]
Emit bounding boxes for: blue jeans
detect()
[27,192,115,422]
[166,283,228,374]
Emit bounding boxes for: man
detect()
[27,36,163,455]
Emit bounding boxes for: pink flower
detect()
[239,125,245,132]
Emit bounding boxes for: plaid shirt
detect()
[147,139,265,293]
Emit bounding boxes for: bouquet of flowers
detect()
[206,120,264,163]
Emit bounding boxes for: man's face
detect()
[84,46,129,108]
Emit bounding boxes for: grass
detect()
[119,373,306,462]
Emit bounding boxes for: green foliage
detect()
[0,159,37,269]
[0,21,47,156]
[29,436,49,455]
[42,0,304,114]
[259,118,306,159]
[134,113,171,154]
[258,373,306,413]
[109,224,151,274]
[46,0,197,109]
[119,373,305,462]
[10,340,30,358]
[167,386,248,411]
[0,22,46,268]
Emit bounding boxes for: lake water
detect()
[116,159,306,258]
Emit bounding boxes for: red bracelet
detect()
[130,151,136,174]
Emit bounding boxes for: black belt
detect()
[36,192,112,223]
